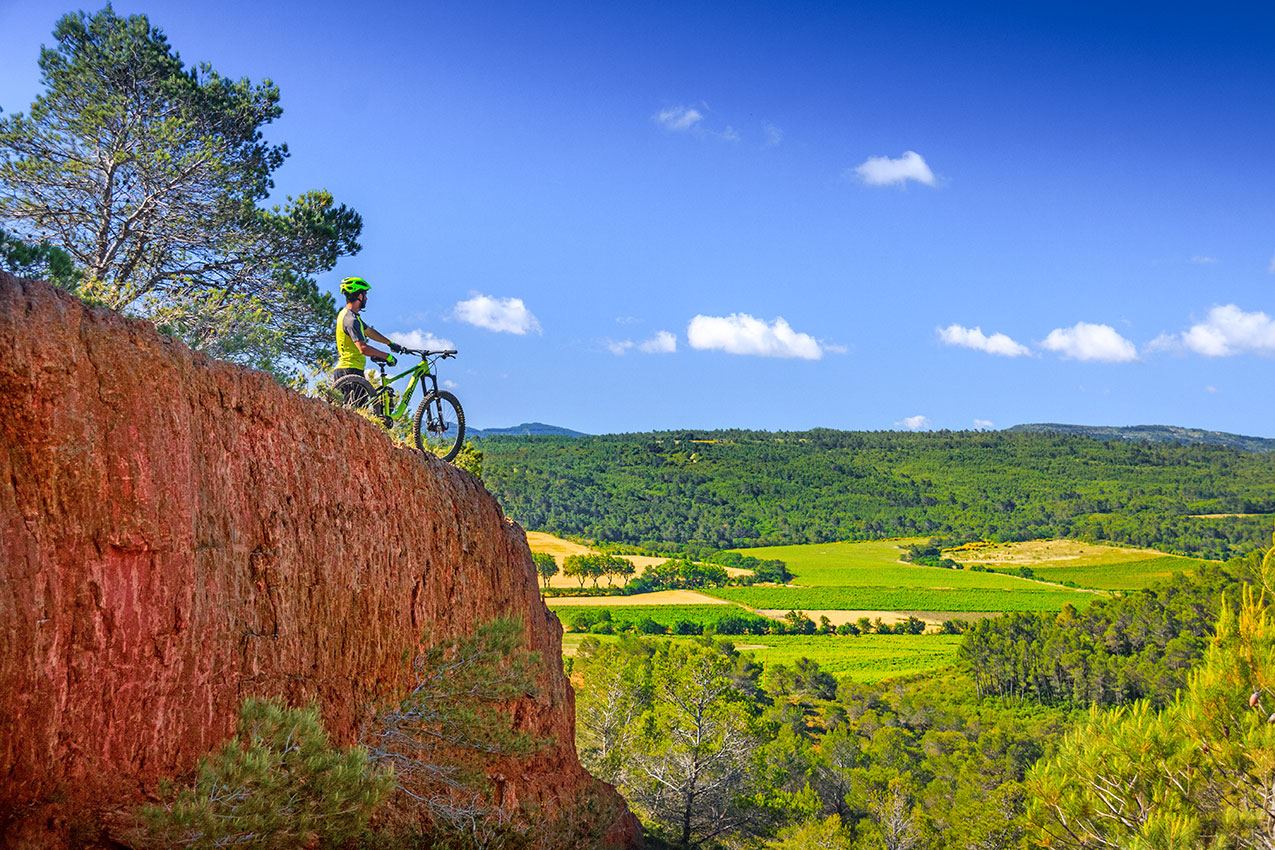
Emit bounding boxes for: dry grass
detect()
[944,539,1162,567]
[525,531,593,562]
[547,590,732,606]
[526,531,750,589]
[754,609,941,628]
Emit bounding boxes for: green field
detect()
[548,603,754,630]
[730,634,963,682]
[561,632,961,683]
[705,585,1095,612]
[734,539,919,586]
[994,555,1207,591]
[734,539,1100,591]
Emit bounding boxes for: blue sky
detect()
[3,1,1274,435]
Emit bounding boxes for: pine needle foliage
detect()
[361,618,548,811]
[1026,535,1275,848]
[143,697,391,849]
[0,6,362,378]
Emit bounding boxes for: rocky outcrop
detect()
[0,272,637,848]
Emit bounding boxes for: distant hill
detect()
[468,422,587,439]
[479,428,1275,561]
[1008,423,1275,453]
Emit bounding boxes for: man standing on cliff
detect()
[333,277,403,383]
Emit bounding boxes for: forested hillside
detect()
[1008,423,1275,453]
[481,429,1275,559]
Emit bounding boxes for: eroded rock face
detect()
[0,272,637,848]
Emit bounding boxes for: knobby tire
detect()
[414,390,465,462]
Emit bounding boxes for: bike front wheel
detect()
[413,390,465,462]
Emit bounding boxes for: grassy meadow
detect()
[548,603,746,631]
[542,534,1210,683]
[560,632,964,684]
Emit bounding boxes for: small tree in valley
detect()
[532,552,558,590]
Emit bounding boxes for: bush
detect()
[143,698,391,849]
[568,611,599,632]
[636,616,667,635]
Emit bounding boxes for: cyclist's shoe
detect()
[385,353,397,367]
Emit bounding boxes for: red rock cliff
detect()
[0,272,637,848]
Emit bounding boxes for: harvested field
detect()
[527,531,750,588]
[753,609,988,631]
[546,590,732,606]
[944,538,1159,566]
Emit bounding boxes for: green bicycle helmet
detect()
[340,276,371,295]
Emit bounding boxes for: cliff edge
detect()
[0,272,637,848]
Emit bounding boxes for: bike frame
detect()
[369,350,452,421]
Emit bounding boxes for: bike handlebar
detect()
[402,348,457,358]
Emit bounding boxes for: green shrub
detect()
[143,697,390,849]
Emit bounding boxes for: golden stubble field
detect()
[525,531,752,589]
[944,539,1164,567]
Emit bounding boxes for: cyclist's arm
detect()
[365,326,396,345]
[355,339,392,361]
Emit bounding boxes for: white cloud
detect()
[1041,322,1138,362]
[1181,304,1275,356]
[852,151,937,187]
[606,340,634,356]
[896,415,931,430]
[1145,332,1182,354]
[687,313,823,359]
[1190,255,1219,264]
[1268,254,1275,274]
[973,419,994,429]
[442,379,459,390]
[937,324,1031,357]
[654,105,703,132]
[606,330,677,355]
[763,123,784,148]
[388,329,455,351]
[1206,385,1219,393]
[454,294,542,335]
[638,330,677,354]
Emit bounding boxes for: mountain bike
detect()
[333,349,466,462]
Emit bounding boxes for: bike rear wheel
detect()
[413,390,465,462]
[333,374,375,408]
[333,375,392,426]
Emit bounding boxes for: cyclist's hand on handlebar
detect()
[388,341,405,354]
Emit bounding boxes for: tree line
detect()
[481,429,1275,559]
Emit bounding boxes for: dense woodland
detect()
[575,547,1275,849]
[481,429,1275,559]
[958,554,1260,707]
